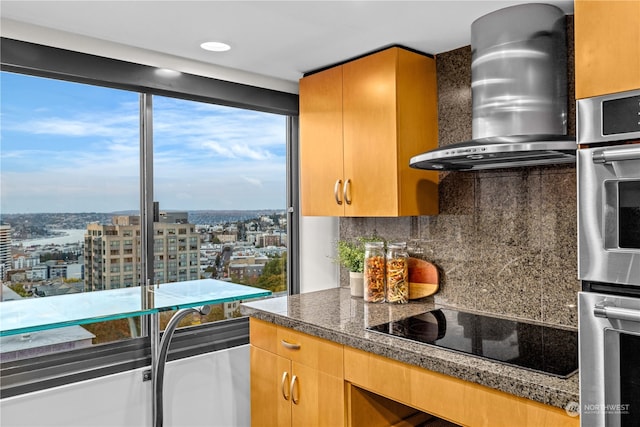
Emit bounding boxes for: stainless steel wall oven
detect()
[578,89,640,427]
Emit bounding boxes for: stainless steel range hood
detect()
[410,3,576,171]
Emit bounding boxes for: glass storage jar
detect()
[386,242,409,304]
[364,242,386,303]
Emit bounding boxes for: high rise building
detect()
[84,215,200,291]
[0,225,12,281]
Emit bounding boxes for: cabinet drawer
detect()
[344,346,578,427]
[249,318,344,378]
[249,318,278,354]
[277,327,343,378]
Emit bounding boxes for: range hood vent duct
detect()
[411,3,575,171]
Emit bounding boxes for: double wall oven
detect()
[578,89,640,427]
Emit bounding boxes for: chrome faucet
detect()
[153,305,211,427]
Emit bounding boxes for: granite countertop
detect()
[241,287,579,411]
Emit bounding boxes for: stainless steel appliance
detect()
[578,90,640,287]
[410,3,575,171]
[578,144,640,286]
[578,89,640,427]
[579,292,640,426]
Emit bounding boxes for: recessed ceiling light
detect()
[155,68,182,78]
[200,41,231,52]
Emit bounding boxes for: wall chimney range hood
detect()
[410,3,576,171]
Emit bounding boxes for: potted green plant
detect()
[336,237,382,297]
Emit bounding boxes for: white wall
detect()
[299,216,339,293]
[0,345,251,427]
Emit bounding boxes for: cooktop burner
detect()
[367,308,578,378]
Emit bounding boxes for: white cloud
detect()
[243,177,263,187]
[2,93,287,212]
[5,114,138,139]
[200,140,234,158]
[229,143,274,161]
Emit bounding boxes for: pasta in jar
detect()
[386,243,409,304]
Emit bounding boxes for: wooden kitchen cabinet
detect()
[299,46,439,217]
[299,65,345,217]
[249,318,577,427]
[344,347,579,427]
[249,318,345,427]
[574,0,640,99]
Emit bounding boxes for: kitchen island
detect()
[241,287,579,426]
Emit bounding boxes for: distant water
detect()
[17,229,86,246]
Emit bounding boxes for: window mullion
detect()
[287,116,300,295]
[139,93,155,333]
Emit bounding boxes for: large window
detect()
[0,38,298,395]
[0,71,290,354]
[0,73,144,351]
[152,95,288,326]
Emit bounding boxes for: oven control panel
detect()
[578,89,640,144]
[603,94,640,135]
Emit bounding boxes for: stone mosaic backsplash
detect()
[340,17,580,327]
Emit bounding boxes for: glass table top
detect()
[0,279,271,337]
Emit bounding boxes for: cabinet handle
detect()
[334,179,343,205]
[592,146,640,164]
[343,179,352,205]
[281,371,290,401]
[594,304,640,323]
[290,375,299,405]
[280,339,301,350]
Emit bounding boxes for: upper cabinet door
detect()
[299,46,439,217]
[342,48,401,217]
[299,66,345,216]
[343,47,439,217]
[575,0,640,99]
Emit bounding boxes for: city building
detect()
[48,260,68,279]
[26,264,49,281]
[258,232,284,247]
[228,262,264,282]
[84,215,200,291]
[215,233,237,243]
[0,225,11,281]
[222,300,241,318]
[158,211,189,224]
[12,254,40,270]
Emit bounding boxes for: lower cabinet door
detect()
[250,346,291,427]
[290,362,345,427]
[251,345,345,427]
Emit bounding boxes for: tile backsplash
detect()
[340,17,579,327]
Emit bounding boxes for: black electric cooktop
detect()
[367,308,578,378]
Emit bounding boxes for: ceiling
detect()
[1,1,574,88]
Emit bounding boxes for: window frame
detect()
[0,37,299,397]
[0,317,251,398]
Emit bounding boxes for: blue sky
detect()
[0,71,287,214]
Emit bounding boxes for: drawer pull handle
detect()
[343,178,352,205]
[290,375,299,405]
[281,371,290,401]
[334,179,343,205]
[281,339,301,350]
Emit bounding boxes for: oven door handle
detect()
[592,146,640,164]
[594,304,640,323]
